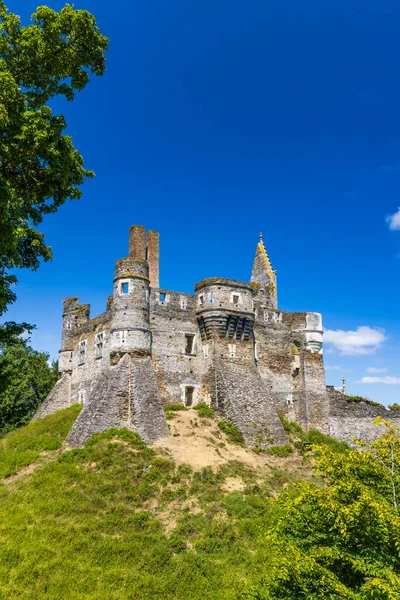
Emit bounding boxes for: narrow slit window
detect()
[185,386,194,407]
[95,332,104,358]
[120,330,128,343]
[199,295,204,305]
[78,340,87,365]
[232,294,239,307]
[185,334,195,355]
[209,292,214,304]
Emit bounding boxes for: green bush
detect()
[193,403,215,418]
[278,414,349,454]
[267,444,294,457]
[218,420,245,445]
[304,429,349,454]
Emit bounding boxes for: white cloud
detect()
[386,208,400,230]
[366,367,387,373]
[324,326,387,356]
[354,376,400,385]
[325,365,342,371]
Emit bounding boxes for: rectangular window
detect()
[78,340,87,365]
[199,295,204,305]
[121,282,129,294]
[185,386,194,407]
[209,292,214,304]
[232,294,239,307]
[185,334,195,355]
[95,332,104,358]
[159,292,166,303]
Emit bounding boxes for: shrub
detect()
[267,444,294,457]
[218,420,245,445]
[389,403,400,411]
[193,403,215,418]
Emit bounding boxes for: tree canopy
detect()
[243,419,400,599]
[0,341,57,437]
[0,2,107,342]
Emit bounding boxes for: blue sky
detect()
[5,0,400,404]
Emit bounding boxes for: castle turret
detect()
[110,226,152,361]
[59,297,90,375]
[195,278,255,343]
[251,234,277,309]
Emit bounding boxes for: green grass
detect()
[279,415,349,454]
[164,403,188,419]
[193,403,215,418]
[218,420,245,446]
[267,444,294,457]
[0,407,311,600]
[0,404,82,480]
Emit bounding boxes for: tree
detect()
[0,342,58,437]
[242,423,400,599]
[0,2,108,343]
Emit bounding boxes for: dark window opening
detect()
[159,292,166,303]
[121,282,129,294]
[185,386,194,407]
[185,334,195,355]
[232,294,239,306]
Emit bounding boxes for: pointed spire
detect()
[251,234,277,305]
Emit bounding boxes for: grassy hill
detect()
[1,405,397,600]
[0,404,319,600]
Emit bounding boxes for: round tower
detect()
[195,278,255,342]
[110,256,151,359]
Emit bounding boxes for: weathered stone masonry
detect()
[35,225,397,448]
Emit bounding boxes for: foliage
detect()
[0,2,107,342]
[267,444,293,457]
[0,404,81,479]
[389,403,400,412]
[218,419,245,445]
[0,342,58,437]
[243,419,400,599]
[193,403,215,418]
[279,414,349,454]
[164,403,188,419]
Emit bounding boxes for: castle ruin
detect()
[35,225,400,447]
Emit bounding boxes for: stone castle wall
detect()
[36,224,385,451]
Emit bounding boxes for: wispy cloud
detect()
[386,207,400,230]
[366,367,387,373]
[324,326,387,356]
[354,376,400,385]
[325,365,343,371]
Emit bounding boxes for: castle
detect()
[35,225,400,448]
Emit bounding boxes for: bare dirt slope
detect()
[153,409,306,474]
